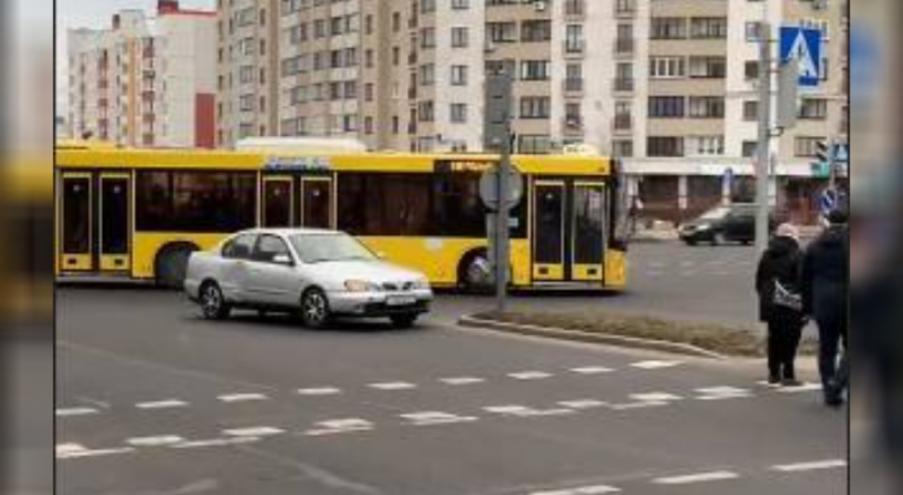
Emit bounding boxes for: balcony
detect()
[563,39,585,58]
[563,78,584,95]
[614,37,634,55]
[613,114,632,132]
[564,0,585,19]
[613,77,634,92]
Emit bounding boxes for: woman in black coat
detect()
[756,223,806,385]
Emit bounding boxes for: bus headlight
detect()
[345,280,379,292]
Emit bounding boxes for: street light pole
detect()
[495,117,511,313]
[755,23,772,255]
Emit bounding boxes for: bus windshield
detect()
[290,233,377,264]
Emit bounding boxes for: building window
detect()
[688,56,726,78]
[452,0,469,8]
[565,24,584,52]
[364,116,373,135]
[520,97,550,119]
[647,137,684,157]
[688,96,724,118]
[421,0,436,13]
[794,136,825,157]
[521,20,551,42]
[520,60,550,81]
[239,94,255,112]
[612,140,633,157]
[450,103,468,123]
[745,22,763,42]
[451,27,469,47]
[518,135,551,154]
[418,101,435,122]
[649,57,685,78]
[797,98,827,120]
[743,100,758,121]
[650,18,686,39]
[744,61,759,80]
[419,64,435,86]
[648,96,684,118]
[487,22,518,43]
[420,27,436,48]
[690,17,727,39]
[365,83,374,102]
[742,140,759,158]
[450,65,468,86]
[686,135,724,156]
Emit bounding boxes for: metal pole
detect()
[827,137,836,192]
[755,23,772,255]
[495,116,511,313]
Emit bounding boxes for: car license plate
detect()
[386,296,416,306]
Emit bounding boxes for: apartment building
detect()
[616,0,848,223]
[67,1,216,148]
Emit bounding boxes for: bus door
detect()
[98,173,131,272]
[59,172,93,272]
[570,182,606,282]
[300,176,333,229]
[532,180,566,281]
[262,176,293,227]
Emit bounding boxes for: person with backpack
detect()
[756,223,806,386]
[801,208,850,407]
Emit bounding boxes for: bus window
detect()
[136,171,257,232]
[62,177,90,254]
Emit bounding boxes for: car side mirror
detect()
[272,253,294,266]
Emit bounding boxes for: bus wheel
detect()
[457,249,491,294]
[155,242,199,289]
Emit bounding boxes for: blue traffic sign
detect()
[780,26,822,87]
[832,143,848,163]
[819,189,837,215]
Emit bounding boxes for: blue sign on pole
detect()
[819,189,837,215]
[832,143,849,163]
[780,26,822,87]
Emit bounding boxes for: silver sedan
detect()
[184,228,433,328]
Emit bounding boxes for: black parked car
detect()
[678,204,776,246]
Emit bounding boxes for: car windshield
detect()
[289,233,377,263]
[699,207,730,220]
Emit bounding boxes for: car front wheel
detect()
[300,288,331,329]
[199,282,231,320]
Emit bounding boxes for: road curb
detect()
[458,315,728,360]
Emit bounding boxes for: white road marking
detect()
[777,382,823,393]
[531,484,621,495]
[217,393,268,403]
[570,366,614,375]
[756,380,782,388]
[223,426,285,437]
[172,437,260,449]
[126,435,185,447]
[772,459,847,472]
[557,399,608,410]
[400,411,478,426]
[297,387,342,396]
[483,405,575,417]
[304,418,374,436]
[368,381,417,390]
[56,407,99,417]
[630,392,683,402]
[135,399,189,409]
[607,401,669,411]
[652,471,740,485]
[56,443,135,459]
[630,360,682,370]
[508,371,553,380]
[439,376,485,385]
[695,386,753,400]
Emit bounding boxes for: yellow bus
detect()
[54,143,629,290]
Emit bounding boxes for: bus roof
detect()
[54,147,613,176]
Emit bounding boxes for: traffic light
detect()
[815,140,830,163]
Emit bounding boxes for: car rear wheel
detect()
[712,232,726,246]
[390,314,418,329]
[199,282,231,320]
[300,288,331,329]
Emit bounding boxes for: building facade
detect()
[67,0,217,148]
[215,0,847,221]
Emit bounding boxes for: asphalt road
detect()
[57,241,846,495]
[435,241,761,327]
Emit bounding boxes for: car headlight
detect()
[696,223,711,231]
[345,280,379,292]
[412,277,430,290]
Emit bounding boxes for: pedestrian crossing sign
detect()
[780,26,822,88]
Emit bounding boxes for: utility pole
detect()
[755,23,772,256]
[827,137,837,192]
[495,114,512,312]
